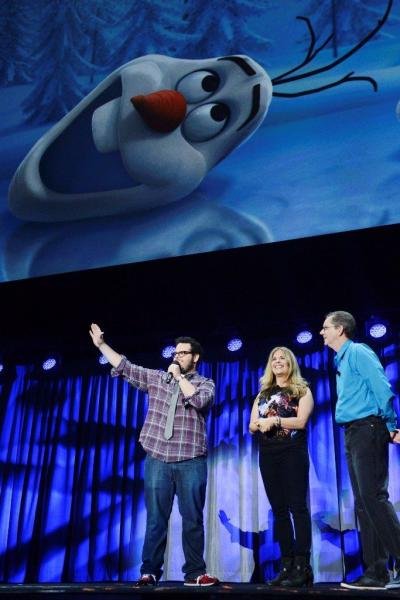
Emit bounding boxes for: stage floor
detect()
[0,582,397,600]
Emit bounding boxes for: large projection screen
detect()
[1,0,399,282]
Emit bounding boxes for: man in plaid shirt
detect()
[89,323,219,587]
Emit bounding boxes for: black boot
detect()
[267,557,293,586]
[280,555,313,588]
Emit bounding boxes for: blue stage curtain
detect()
[0,346,399,583]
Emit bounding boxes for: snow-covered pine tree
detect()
[23,0,91,124]
[110,0,185,67]
[179,0,271,59]
[306,0,389,57]
[79,0,127,85]
[0,0,34,86]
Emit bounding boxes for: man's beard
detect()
[181,357,196,375]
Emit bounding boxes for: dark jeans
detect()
[344,416,400,577]
[259,441,311,558]
[141,454,207,580]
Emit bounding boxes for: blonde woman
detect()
[250,347,314,587]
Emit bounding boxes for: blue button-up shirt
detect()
[334,339,397,431]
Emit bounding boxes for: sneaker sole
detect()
[183,582,218,587]
[341,582,386,590]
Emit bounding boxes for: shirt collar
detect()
[334,339,352,366]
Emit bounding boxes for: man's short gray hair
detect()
[326,311,356,339]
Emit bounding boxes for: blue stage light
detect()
[42,357,57,371]
[99,354,109,365]
[365,316,389,341]
[0,363,3,373]
[369,323,387,339]
[296,330,313,344]
[162,345,175,359]
[227,338,243,352]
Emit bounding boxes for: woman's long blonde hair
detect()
[258,346,308,398]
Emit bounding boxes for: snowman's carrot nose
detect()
[131,90,187,133]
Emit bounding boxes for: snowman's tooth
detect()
[92,98,121,154]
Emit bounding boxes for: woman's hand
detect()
[89,323,105,348]
[255,417,277,433]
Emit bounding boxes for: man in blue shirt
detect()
[321,311,400,590]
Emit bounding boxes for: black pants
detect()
[259,441,311,558]
[344,416,400,576]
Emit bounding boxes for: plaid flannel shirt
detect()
[111,356,215,462]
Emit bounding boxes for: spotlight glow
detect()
[369,323,387,339]
[0,364,3,373]
[99,354,109,365]
[162,345,175,359]
[42,357,57,371]
[296,330,313,344]
[227,338,243,352]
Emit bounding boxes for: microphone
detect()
[166,360,180,384]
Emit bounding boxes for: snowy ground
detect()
[208,66,400,241]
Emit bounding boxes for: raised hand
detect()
[89,323,104,348]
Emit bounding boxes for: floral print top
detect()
[257,385,306,445]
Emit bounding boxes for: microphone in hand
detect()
[166,360,181,384]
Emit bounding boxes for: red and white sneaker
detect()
[184,573,220,586]
[134,574,157,587]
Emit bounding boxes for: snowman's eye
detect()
[176,70,220,103]
[182,103,230,142]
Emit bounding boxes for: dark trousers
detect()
[141,454,207,580]
[259,441,311,558]
[344,416,400,576]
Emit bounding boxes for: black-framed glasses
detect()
[321,325,336,331]
[172,351,193,358]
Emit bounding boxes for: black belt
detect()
[342,415,382,429]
